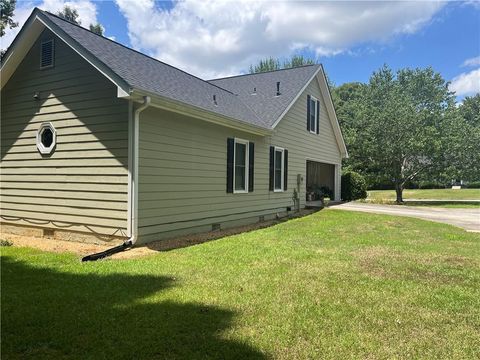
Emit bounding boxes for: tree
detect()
[459,94,480,127]
[89,23,104,36]
[1,0,18,37]
[249,54,316,74]
[283,55,315,69]
[57,6,80,24]
[57,6,105,37]
[331,82,366,173]
[350,65,457,202]
[441,94,480,182]
[249,57,280,74]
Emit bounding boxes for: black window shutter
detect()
[269,146,274,191]
[226,138,234,193]
[248,142,254,192]
[316,100,320,134]
[306,95,311,131]
[284,149,288,191]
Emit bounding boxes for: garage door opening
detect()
[306,161,336,205]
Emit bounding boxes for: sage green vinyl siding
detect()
[138,108,288,242]
[272,77,342,204]
[137,76,342,242]
[1,29,129,236]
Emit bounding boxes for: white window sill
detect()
[233,190,249,194]
[273,189,284,193]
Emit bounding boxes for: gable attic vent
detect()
[40,39,54,69]
[276,81,281,96]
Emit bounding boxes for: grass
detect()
[367,188,480,201]
[2,209,480,359]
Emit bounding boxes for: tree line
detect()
[250,56,479,201]
[331,66,479,202]
[2,0,477,202]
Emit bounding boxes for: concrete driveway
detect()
[330,202,480,232]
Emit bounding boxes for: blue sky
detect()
[3,1,480,100]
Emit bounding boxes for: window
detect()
[227,138,254,194]
[234,138,249,193]
[274,147,284,191]
[36,122,56,155]
[309,96,318,134]
[269,146,288,192]
[40,39,54,69]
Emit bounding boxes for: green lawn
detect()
[2,210,480,359]
[368,189,480,201]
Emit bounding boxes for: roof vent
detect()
[252,87,257,95]
[276,81,281,96]
[40,39,54,69]
[213,94,218,106]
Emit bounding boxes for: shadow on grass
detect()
[1,256,265,359]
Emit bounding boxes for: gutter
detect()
[82,96,151,261]
[125,89,272,136]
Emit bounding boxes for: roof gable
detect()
[208,65,320,128]
[1,7,347,154]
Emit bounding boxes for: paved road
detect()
[330,202,480,232]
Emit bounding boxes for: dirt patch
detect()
[144,209,316,252]
[2,209,318,260]
[3,234,114,256]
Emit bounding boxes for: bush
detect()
[418,181,445,189]
[466,181,480,189]
[341,171,367,201]
[0,239,13,247]
[368,182,394,190]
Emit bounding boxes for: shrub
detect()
[341,171,367,201]
[367,182,394,190]
[466,181,480,189]
[0,239,13,247]
[418,181,445,189]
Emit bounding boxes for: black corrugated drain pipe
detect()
[82,240,133,262]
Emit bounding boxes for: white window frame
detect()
[40,39,55,70]
[36,122,57,155]
[273,146,284,192]
[233,138,249,194]
[309,95,318,134]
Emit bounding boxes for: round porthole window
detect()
[36,122,56,155]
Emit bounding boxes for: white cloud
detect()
[462,56,480,67]
[449,68,480,96]
[1,0,98,51]
[115,0,444,78]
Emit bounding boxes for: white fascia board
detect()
[270,66,322,129]
[316,66,348,158]
[127,89,272,137]
[1,9,131,96]
[34,13,131,96]
[0,15,44,88]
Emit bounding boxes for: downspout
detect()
[82,96,151,261]
[125,95,151,246]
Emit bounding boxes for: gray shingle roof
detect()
[42,10,318,130]
[209,65,320,127]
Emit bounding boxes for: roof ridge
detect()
[41,9,237,96]
[208,64,320,82]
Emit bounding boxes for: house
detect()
[0,8,347,245]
